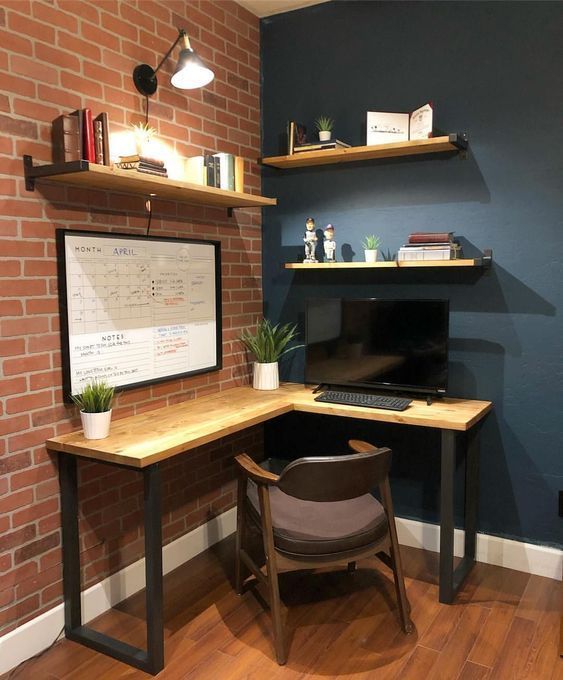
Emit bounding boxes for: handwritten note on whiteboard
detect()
[57,230,221,397]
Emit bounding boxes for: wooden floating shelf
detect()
[285,253,492,270]
[262,134,467,169]
[23,157,277,210]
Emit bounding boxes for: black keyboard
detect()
[314,390,412,411]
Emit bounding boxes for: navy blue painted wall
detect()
[260,1,563,546]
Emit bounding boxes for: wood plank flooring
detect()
[4,536,562,680]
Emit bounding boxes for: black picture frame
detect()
[56,229,222,402]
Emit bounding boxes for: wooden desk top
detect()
[46,384,492,469]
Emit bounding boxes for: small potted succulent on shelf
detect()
[362,234,381,263]
[131,121,157,156]
[71,380,115,440]
[314,115,334,142]
[240,319,302,390]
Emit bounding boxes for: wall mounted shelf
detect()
[23,156,277,211]
[284,251,492,270]
[261,134,468,169]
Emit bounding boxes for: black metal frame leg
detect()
[59,453,164,675]
[439,426,480,604]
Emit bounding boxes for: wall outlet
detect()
[559,490,563,517]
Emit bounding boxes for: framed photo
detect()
[366,111,409,145]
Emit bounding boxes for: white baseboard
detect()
[0,507,237,675]
[396,517,563,581]
[1,509,560,674]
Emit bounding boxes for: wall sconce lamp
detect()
[133,28,214,96]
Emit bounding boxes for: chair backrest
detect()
[276,447,392,502]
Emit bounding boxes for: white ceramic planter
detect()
[319,130,331,142]
[253,362,279,390]
[364,249,378,263]
[81,409,112,439]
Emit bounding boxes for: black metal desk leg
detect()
[464,426,480,563]
[439,430,456,603]
[144,464,164,674]
[58,457,164,675]
[59,453,81,631]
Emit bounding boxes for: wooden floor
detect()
[5,536,562,680]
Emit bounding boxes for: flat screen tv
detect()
[305,298,449,396]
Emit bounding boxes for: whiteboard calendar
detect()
[57,230,221,398]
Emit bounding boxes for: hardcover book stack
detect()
[286,120,350,155]
[116,155,168,177]
[398,232,462,261]
[184,153,244,192]
[52,109,110,165]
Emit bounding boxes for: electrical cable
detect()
[145,197,153,237]
[7,625,65,679]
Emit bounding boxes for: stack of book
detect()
[398,232,462,261]
[286,120,351,155]
[294,139,351,153]
[52,109,110,165]
[116,155,168,177]
[184,153,244,191]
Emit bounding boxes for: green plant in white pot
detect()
[240,319,301,390]
[71,380,115,440]
[361,234,381,263]
[314,115,334,142]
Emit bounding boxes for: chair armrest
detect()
[348,439,380,454]
[234,453,280,485]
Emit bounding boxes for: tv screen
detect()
[305,298,449,395]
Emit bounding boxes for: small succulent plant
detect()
[314,116,334,132]
[362,234,381,250]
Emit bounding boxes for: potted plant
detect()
[362,234,381,263]
[71,380,115,440]
[131,121,157,156]
[314,115,334,142]
[240,319,301,390]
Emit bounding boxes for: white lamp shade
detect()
[171,49,214,90]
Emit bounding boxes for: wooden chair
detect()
[234,439,414,665]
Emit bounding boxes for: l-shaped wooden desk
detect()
[46,383,492,674]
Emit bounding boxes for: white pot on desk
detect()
[80,410,112,439]
[253,362,279,390]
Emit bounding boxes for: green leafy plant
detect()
[239,319,302,364]
[314,115,334,132]
[131,121,156,138]
[71,380,115,413]
[381,248,396,261]
[361,234,381,250]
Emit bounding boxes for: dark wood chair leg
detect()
[381,480,414,633]
[235,476,247,595]
[258,485,287,665]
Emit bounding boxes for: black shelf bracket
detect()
[24,155,90,192]
[451,132,469,160]
[477,249,493,269]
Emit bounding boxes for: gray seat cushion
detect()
[247,482,388,556]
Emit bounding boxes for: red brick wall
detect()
[0,0,264,635]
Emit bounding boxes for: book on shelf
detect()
[82,109,96,163]
[408,231,454,244]
[183,154,244,190]
[52,114,81,163]
[287,120,307,155]
[398,243,462,261]
[53,109,110,164]
[293,139,351,153]
[94,112,110,165]
[366,102,433,145]
[119,154,164,166]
